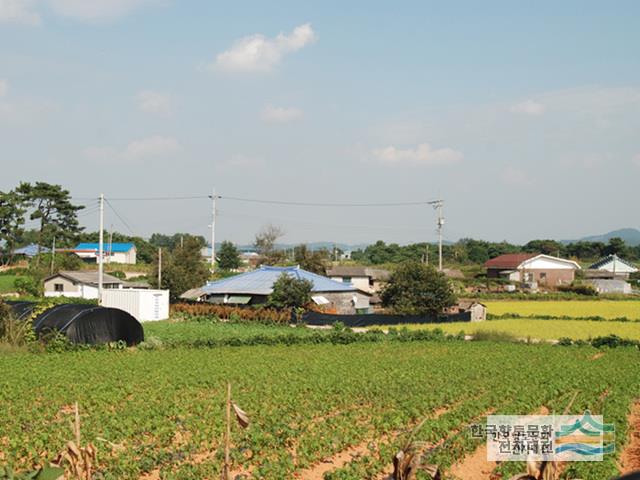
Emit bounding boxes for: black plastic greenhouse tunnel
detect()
[8,302,144,346]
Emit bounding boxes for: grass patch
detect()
[0,275,17,293]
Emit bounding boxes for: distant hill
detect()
[563,228,640,246]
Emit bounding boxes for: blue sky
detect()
[1,1,639,245]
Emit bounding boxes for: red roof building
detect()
[485,253,580,286]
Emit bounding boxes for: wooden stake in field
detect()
[222,382,250,480]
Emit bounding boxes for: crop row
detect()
[1,342,639,479]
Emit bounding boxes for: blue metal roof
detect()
[202,266,358,296]
[13,244,50,256]
[75,242,135,253]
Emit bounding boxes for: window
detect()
[342,276,352,284]
[54,283,64,292]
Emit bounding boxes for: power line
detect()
[104,195,210,202]
[104,198,135,236]
[219,196,432,207]
[77,193,432,207]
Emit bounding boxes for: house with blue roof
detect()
[73,242,137,264]
[181,265,371,314]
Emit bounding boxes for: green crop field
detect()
[413,318,640,341]
[1,340,639,480]
[485,300,640,320]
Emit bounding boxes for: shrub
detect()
[381,262,456,316]
[557,284,598,296]
[268,274,312,309]
[172,303,291,324]
[14,276,41,296]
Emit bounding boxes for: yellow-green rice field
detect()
[485,300,640,320]
[407,318,640,341]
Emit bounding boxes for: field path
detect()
[619,400,640,474]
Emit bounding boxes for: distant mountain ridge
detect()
[563,228,640,246]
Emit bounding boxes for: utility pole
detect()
[428,200,444,271]
[98,193,104,304]
[108,227,113,264]
[209,188,217,271]
[158,247,162,287]
[50,237,56,274]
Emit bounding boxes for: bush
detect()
[172,303,291,324]
[108,270,126,280]
[381,262,456,316]
[558,284,598,296]
[14,276,41,296]
[268,273,312,309]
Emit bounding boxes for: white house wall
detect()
[520,257,579,270]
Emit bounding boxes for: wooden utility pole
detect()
[223,382,231,480]
[158,248,162,287]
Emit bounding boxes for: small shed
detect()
[446,300,487,321]
[101,288,169,321]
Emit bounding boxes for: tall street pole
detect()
[98,193,104,303]
[158,247,162,287]
[428,200,444,272]
[210,188,216,271]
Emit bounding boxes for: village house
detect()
[44,271,124,299]
[325,265,390,295]
[73,242,137,265]
[182,265,371,314]
[586,254,638,280]
[485,253,580,286]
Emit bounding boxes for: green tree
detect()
[523,239,564,256]
[254,224,285,265]
[268,273,312,309]
[604,237,628,257]
[218,241,241,270]
[381,262,456,316]
[151,236,209,301]
[293,244,329,274]
[16,182,84,250]
[0,190,26,264]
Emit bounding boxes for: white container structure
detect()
[101,289,169,322]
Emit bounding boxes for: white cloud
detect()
[214,23,316,72]
[501,167,532,186]
[0,0,41,25]
[47,0,160,21]
[136,90,171,115]
[262,105,303,123]
[371,143,463,167]
[0,79,8,97]
[122,135,181,160]
[510,99,545,115]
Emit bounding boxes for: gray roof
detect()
[45,270,123,286]
[326,266,390,281]
[202,266,360,296]
[588,255,638,272]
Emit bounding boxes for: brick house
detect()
[485,253,580,286]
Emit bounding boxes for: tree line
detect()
[351,237,640,265]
